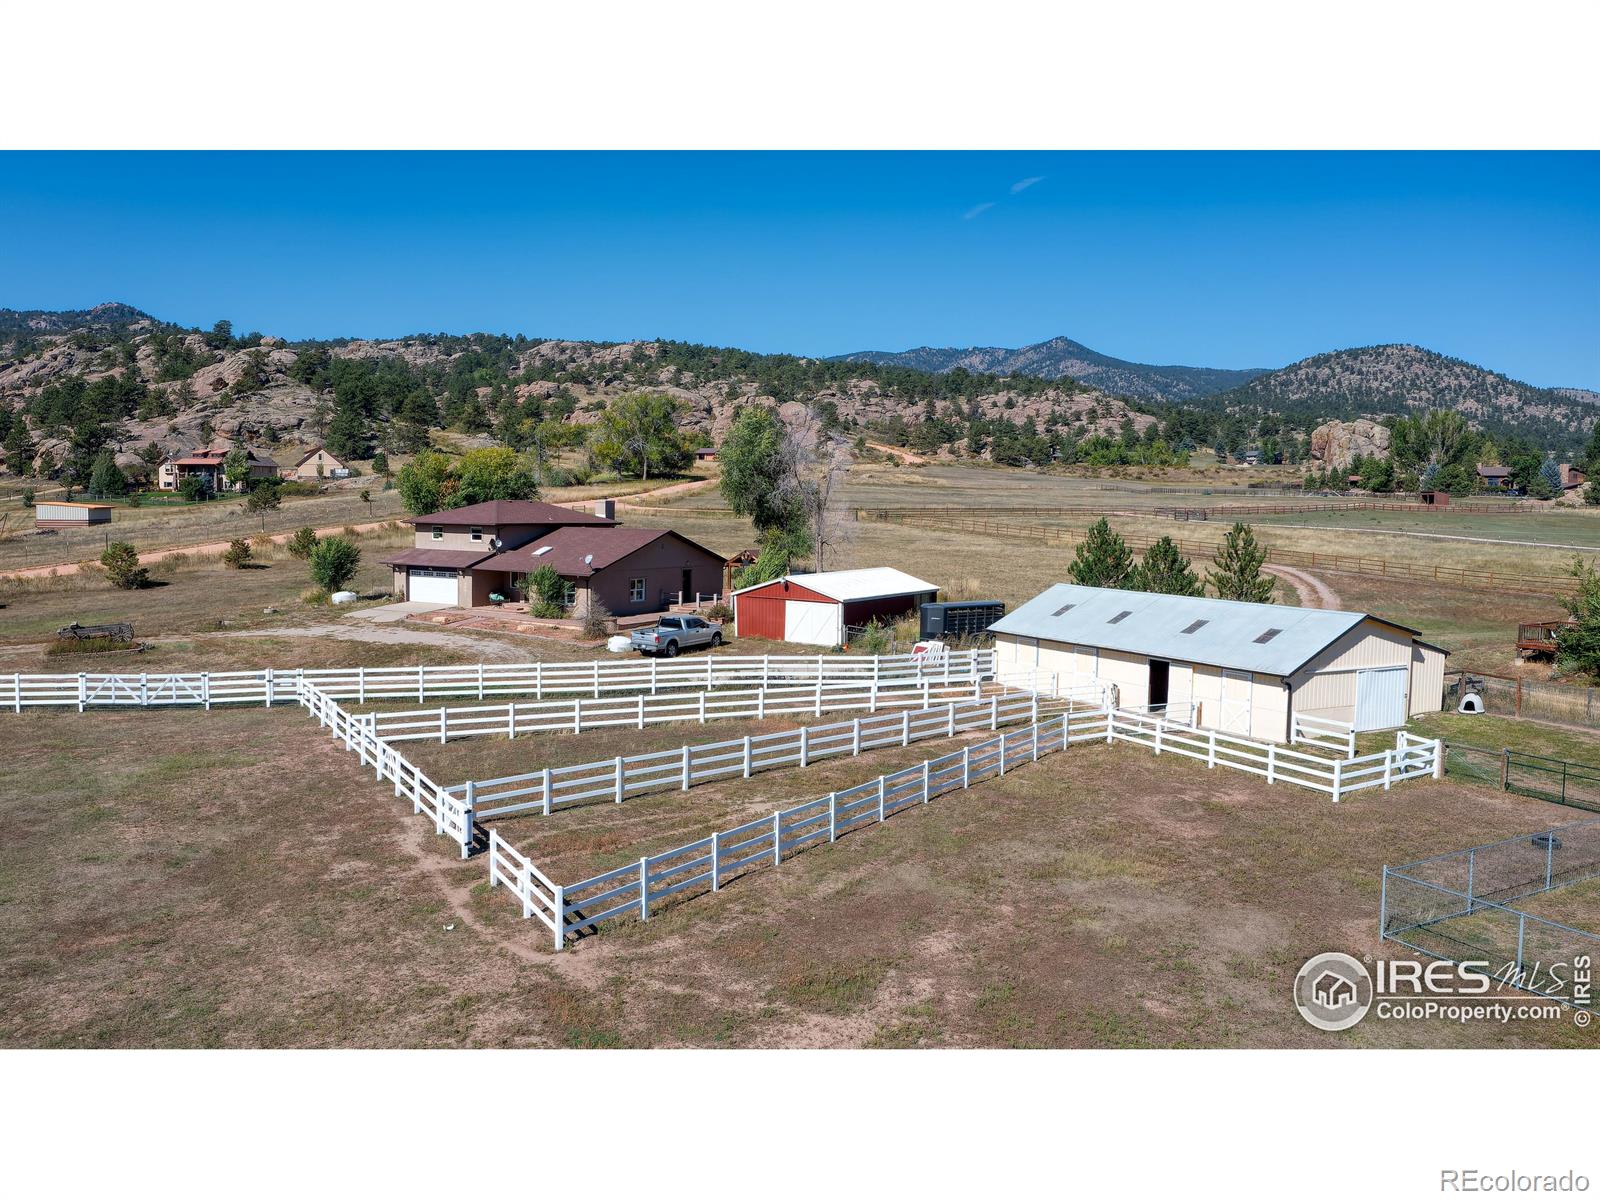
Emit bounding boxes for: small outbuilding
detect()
[35,501,113,529]
[990,584,1448,738]
[732,567,938,647]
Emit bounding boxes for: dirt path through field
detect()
[1265,564,1342,609]
[866,442,927,465]
[611,477,720,508]
[1,519,394,580]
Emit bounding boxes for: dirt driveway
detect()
[1267,564,1342,609]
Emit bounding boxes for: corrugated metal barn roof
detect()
[734,567,938,603]
[988,584,1411,677]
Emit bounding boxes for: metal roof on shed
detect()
[732,567,938,604]
[988,584,1414,677]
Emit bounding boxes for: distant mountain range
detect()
[3,305,1596,457]
[833,335,1270,402]
[1200,343,1600,446]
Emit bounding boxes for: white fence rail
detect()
[0,650,995,712]
[298,683,475,857]
[493,704,1119,949]
[1290,713,1358,755]
[1109,710,1441,802]
[457,686,1109,820]
[368,677,1015,745]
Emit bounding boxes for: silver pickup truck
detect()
[630,615,724,657]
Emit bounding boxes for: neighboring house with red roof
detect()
[157,440,280,493]
[379,498,725,615]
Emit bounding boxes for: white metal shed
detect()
[990,584,1447,739]
[732,568,939,647]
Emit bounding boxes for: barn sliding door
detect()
[1219,670,1253,736]
[1354,667,1408,731]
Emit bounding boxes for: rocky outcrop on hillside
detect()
[1206,344,1600,448]
[1308,418,1392,469]
[0,320,1154,473]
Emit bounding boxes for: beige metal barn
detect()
[34,501,113,529]
[991,584,1447,739]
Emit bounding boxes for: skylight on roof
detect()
[533,546,551,556]
[1254,628,1283,644]
[1052,603,1076,617]
[1108,610,1132,624]
[1181,619,1209,634]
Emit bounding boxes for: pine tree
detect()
[1206,522,1275,602]
[5,418,36,474]
[1068,519,1135,588]
[1539,457,1565,498]
[326,394,371,461]
[1132,536,1203,595]
[1554,556,1600,680]
[88,448,128,497]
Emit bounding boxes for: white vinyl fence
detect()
[487,704,1447,949]
[1108,710,1441,802]
[1290,713,1358,756]
[0,650,995,712]
[366,677,1008,745]
[298,682,475,857]
[454,686,1108,820]
[493,703,1120,949]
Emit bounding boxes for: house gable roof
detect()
[474,526,722,578]
[988,584,1412,678]
[293,446,345,468]
[402,500,619,528]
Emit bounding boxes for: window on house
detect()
[431,526,443,541]
[563,583,577,607]
[629,578,645,602]
[1181,619,1209,634]
[470,526,483,542]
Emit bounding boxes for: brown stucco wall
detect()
[583,536,725,617]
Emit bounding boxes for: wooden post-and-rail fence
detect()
[853,510,1573,596]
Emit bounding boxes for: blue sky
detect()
[1,152,1596,387]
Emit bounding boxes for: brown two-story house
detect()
[380,499,725,617]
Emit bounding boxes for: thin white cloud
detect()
[1010,175,1044,194]
[963,201,995,220]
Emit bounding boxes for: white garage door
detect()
[1354,667,1408,731]
[408,568,459,605]
[784,600,839,646]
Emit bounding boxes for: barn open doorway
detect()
[1148,659,1170,709]
[681,568,694,602]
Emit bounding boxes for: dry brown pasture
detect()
[2,701,1592,1049]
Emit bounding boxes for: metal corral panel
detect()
[991,584,1372,677]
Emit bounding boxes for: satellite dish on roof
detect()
[583,554,594,565]
[490,536,502,551]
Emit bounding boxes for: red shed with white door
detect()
[732,568,939,647]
